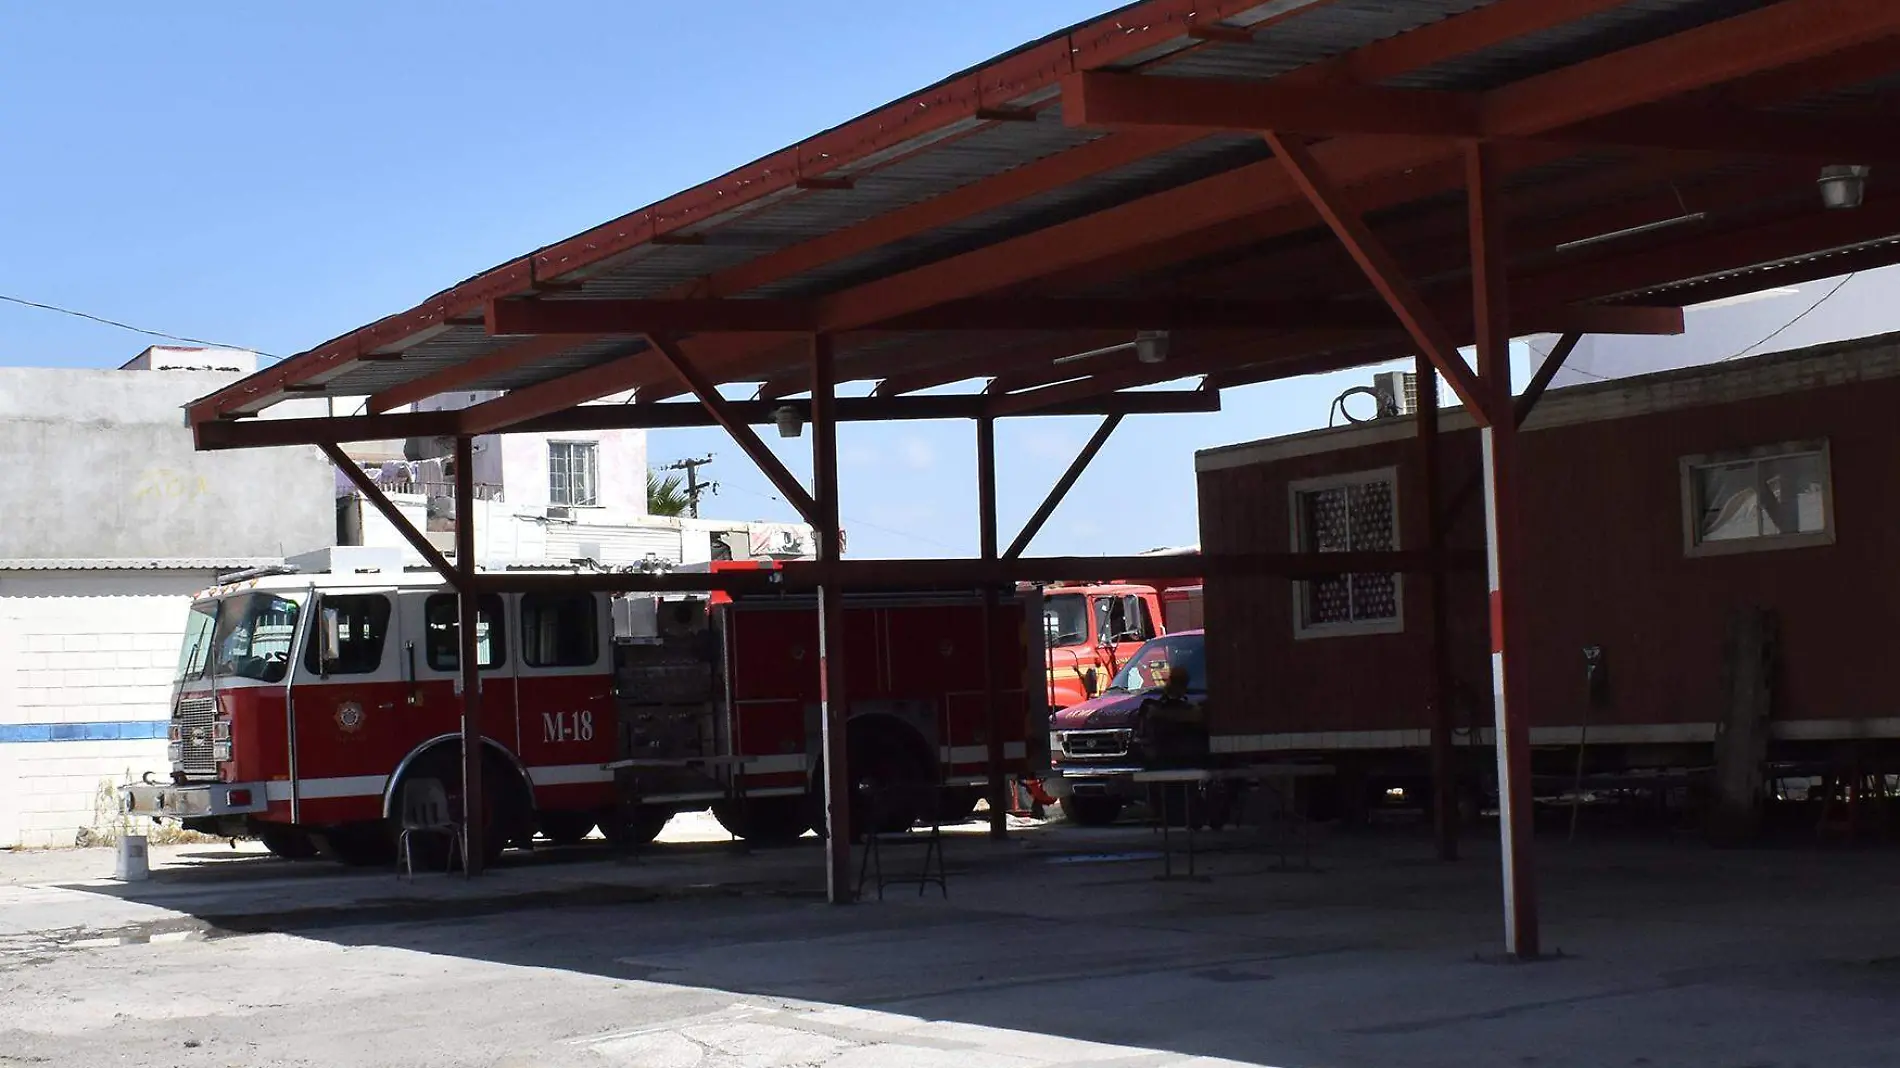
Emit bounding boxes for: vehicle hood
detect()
[1052,691,1151,731]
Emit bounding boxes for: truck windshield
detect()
[1106,633,1205,695]
[199,593,302,684]
[1044,594,1089,646]
[176,602,218,681]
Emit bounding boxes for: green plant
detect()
[648,468,691,517]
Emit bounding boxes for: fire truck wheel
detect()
[601,806,671,847]
[711,798,809,845]
[1059,795,1124,827]
[315,824,398,866]
[255,825,319,860]
[538,811,597,846]
[939,787,982,824]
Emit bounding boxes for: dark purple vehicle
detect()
[1046,630,1206,826]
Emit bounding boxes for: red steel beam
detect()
[1064,72,1481,137]
[321,443,463,585]
[648,0,1655,393]
[1264,131,1492,422]
[1003,413,1124,560]
[1069,71,1900,164]
[1482,0,1900,136]
[636,333,817,525]
[1514,331,1581,429]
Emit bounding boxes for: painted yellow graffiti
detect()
[133,468,211,501]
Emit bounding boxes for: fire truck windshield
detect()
[179,593,302,684]
[1044,594,1088,646]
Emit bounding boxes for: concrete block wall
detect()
[0,569,216,848]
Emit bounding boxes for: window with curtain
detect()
[1682,442,1832,555]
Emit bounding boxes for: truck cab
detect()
[1039,583,1164,714]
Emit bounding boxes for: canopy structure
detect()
[184,0,1900,947]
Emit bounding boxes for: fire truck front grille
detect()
[175,697,219,780]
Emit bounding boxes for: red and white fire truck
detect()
[124,548,1040,864]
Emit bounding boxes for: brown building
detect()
[1194,332,1900,788]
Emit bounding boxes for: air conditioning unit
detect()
[1372,371,1418,417]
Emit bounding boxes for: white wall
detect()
[414,389,648,514]
[0,367,334,561]
[0,569,214,848]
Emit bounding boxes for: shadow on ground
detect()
[39,815,1900,1067]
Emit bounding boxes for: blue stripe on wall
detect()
[0,720,170,743]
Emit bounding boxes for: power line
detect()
[1721,272,1858,362]
[723,483,962,552]
[0,293,281,362]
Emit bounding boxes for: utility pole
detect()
[666,454,717,518]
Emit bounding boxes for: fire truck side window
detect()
[303,594,391,676]
[522,593,599,668]
[1122,595,1157,642]
[423,594,506,671]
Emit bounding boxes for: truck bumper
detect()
[122,781,269,819]
[1044,765,1146,801]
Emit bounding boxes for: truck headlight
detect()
[166,742,183,763]
[1049,731,1064,756]
[212,741,233,763]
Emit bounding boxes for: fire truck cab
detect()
[1038,583,1167,713]
[125,548,1041,864]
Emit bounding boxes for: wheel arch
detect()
[381,734,536,819]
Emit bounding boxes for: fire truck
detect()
[124,548,1040,864]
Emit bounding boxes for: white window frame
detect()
[1288,466,1403,639]
[1680,440,1834,558]
[548,440,600,508]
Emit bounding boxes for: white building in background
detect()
[337,389,814,568]
[0,348,332,848]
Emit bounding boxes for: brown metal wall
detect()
[1198,372,1900,739]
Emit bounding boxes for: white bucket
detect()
[115,834,150,881]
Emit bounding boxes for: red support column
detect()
[811,334,853,902]
[977,414,1006,839]
[1468,141,1538,957]
[1417,355,1458,862]
[454,434,485,876]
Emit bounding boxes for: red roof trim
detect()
[186,0,1305,424]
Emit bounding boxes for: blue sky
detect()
[0,3,1573,559]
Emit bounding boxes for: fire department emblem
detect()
[334,701,365,733]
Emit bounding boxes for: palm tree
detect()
[647,468,691,517]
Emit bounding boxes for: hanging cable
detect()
[1721,271,1858,362]
[0,293,281,362]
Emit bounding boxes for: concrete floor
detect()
[2,812,1898,1067]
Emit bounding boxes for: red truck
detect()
[124,549,1040,862]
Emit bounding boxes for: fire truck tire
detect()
[939,787,983,824]
[1060,795,1124,826]
[710,798,809,845]
[255,825,319,860]
[538,811,597,846]
[601,806,672,847]
[847,719,935,835]
[315,824,398,866]
[390,747,533,868]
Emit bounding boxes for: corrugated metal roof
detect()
[188,0,1900,423]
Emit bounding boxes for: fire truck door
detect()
[510,591,616,785]
[399,590,517,755]
[290,588,405,819]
